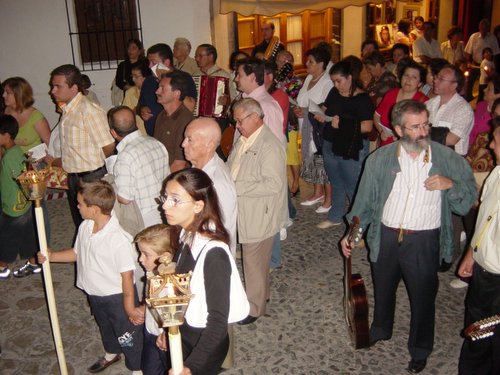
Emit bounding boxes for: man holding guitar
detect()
[341,100,476,374]
[457,117,500,375]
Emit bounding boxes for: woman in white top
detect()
[293,47,334,212]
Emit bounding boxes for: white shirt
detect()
[480,59,495,85]
[75,215,137,296]
[413,36,443,63]
[202,154,238,257]
[471,166,500,274]
[426,93,474,155]
[382,145,441,230]
[465,32,500,65]
[114,130,170,226]
[440,40,465,64]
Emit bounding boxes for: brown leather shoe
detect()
[87,355,121,373]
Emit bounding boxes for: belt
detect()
[70,165,106,178]
[387,226,418,235]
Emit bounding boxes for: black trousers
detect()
[67,166,107,230]
[371,225,440,361]
[141,329,170,375]
[88,292,144,371]
[459,263,500,375]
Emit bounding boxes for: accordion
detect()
[193,76,229,118]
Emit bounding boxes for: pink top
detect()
[243,85,284,143]
[376,88,428,146]
[469,101,491,149]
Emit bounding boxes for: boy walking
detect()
[0,115,39,279]
[38,180,144,373]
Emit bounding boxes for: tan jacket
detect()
[227,125,287,243]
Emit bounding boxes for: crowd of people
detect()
[0,15,500,375]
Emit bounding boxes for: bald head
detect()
[182,118,221,168]
[108,106,138,139]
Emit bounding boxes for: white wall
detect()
[342,6,366,57]
[0,0,211,128]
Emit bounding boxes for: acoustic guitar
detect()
[464,314,500,341]
[343,216,370,349]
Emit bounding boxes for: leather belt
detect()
[387,226,418,235]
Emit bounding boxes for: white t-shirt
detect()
[75,214,137,296]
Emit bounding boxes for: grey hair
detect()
[391,99,429,128]
[232,98,264,119]
[174,37,192,52]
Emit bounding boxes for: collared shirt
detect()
[426,93,474,155]
[60,92,114,173]
[202,154,237,256]
[413,36,443,63]
[154,104,194,163]
[114,130,170,226]
[75,215,137,296]
[230,125,264,181]
[440,40,465,64]
[465,32,500,65]
[382,145,441,230]
[243,85,284,143]
[471,166,500,274]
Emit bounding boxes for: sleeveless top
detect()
[15,109,44,152]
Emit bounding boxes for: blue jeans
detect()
[322,140,362,223]
[270,232,281,269]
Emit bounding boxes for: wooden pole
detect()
[34,200,68,375]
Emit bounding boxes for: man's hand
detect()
[424,175,453,191]
[457,247,475,278]
[340,236,355,258]
[140,106,153,121]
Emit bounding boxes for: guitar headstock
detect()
[274,63,293,84]
[464,314,500,341]
[347,216,363,248]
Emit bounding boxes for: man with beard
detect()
[341,100,476,374]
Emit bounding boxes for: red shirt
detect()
[375,88,428,146]
[271,88,289,135]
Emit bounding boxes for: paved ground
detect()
[0,184,469,375]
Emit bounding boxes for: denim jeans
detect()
[270,232,281,269]
[322,140,362,223]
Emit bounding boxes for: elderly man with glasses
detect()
[227,98,287,326]
[342,99,476,374]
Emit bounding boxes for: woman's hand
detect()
[314,114,326,123]
[331,115,340,129]
[156,331,168,351]
[37,251,48,264]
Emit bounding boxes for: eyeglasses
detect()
[403,122,432,132]
[234,113,254,124]
[156,194,194,207]
[434,75,456,83]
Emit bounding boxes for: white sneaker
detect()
[316,220,342,229]
[300,196,324,206]
[315,205,331,213]
[280,228,287,240]
[460,231,466,243]
[450,278,469,289]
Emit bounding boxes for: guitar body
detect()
[344,268,370,349]
[344,216,370,349]
[220,125,236,158]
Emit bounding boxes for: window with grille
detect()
[66,0,143,71]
